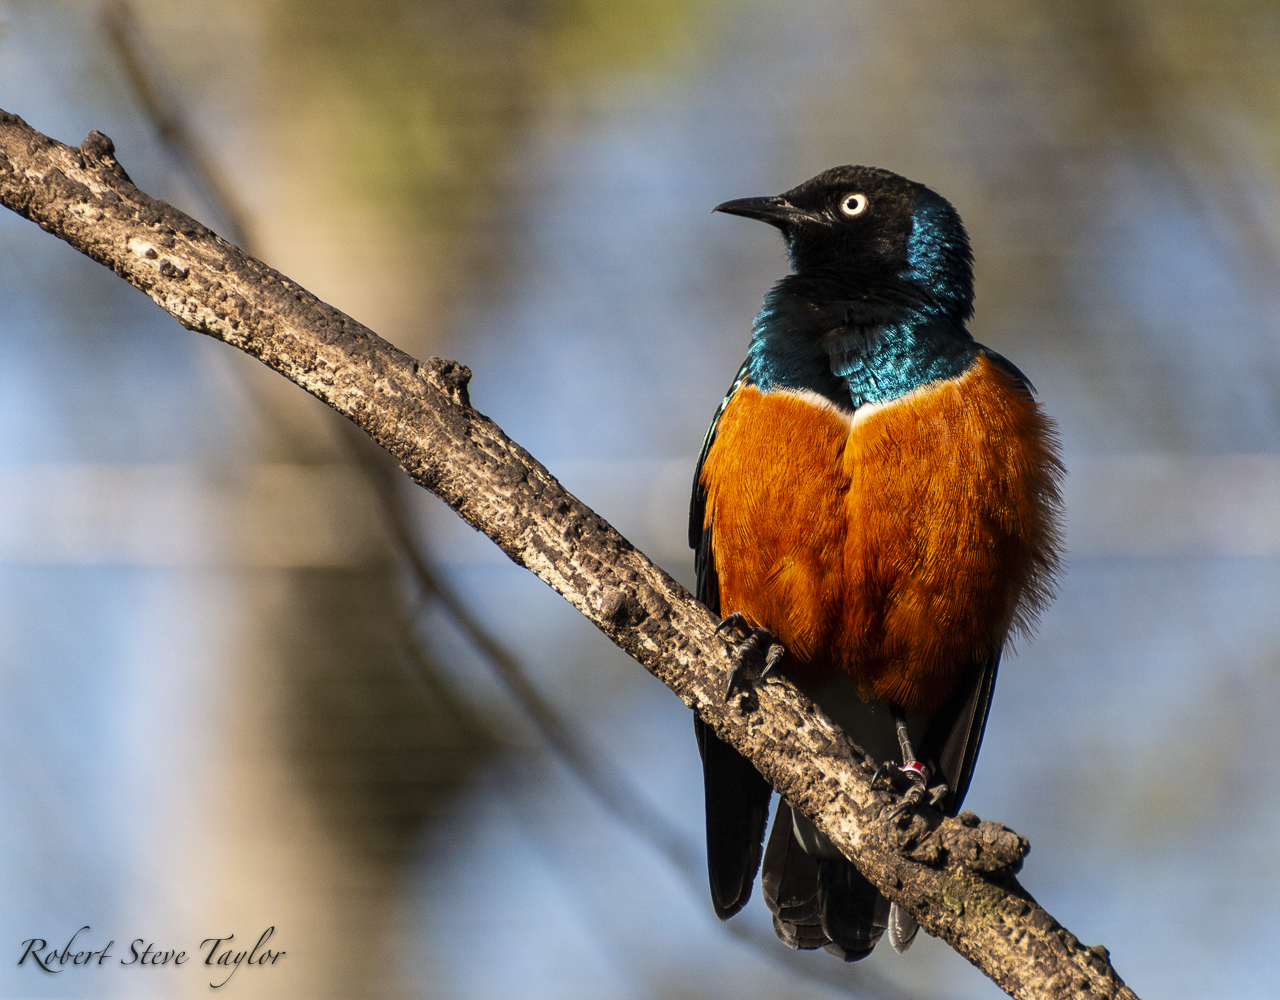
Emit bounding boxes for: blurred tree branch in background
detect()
[0,110,1139,1000]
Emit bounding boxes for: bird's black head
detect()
[714,165,974,320]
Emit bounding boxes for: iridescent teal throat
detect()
[744,298,976,411]
[824,320,975,408]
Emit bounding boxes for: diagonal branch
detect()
[62,19,926,985]
[0,109,1136,1000]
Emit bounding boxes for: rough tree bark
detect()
[0,109,1137,1000]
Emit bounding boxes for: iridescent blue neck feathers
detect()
[743,275,976,411]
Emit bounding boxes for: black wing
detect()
[690,363,773,919]
[920,653,1000,816]
[689,361,749,553]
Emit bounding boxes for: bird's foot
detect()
[882,762,948,821]
[716,614,785,700]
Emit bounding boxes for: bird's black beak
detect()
[713,195,818,230]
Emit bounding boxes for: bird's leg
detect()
[893,711,926,783]
[716,612,786,699]
[885,708,949,819]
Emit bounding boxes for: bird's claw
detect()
[718,615,786,700]
[715,611,753,638]
[763,642,785,676]
[886,781,926,822]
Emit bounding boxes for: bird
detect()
[689,165,1063,960]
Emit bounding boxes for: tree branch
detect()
[0,109,1136,1000]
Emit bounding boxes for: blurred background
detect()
[3,1,1280,998]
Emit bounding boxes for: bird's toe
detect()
[721,624,786,699]
[714,611,752,637]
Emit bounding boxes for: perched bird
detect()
[690,166,1062,960]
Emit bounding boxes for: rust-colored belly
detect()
[700,354,1061,714]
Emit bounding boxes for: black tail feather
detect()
[695,715,773,918]
[817,853,890,960]
[762,800,888,961]
[762,799,822,925]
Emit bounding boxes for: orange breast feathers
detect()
[700,353,1063,714]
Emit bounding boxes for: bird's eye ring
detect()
[840,193,869,217]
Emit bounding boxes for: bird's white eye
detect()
[840,193,869,217]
